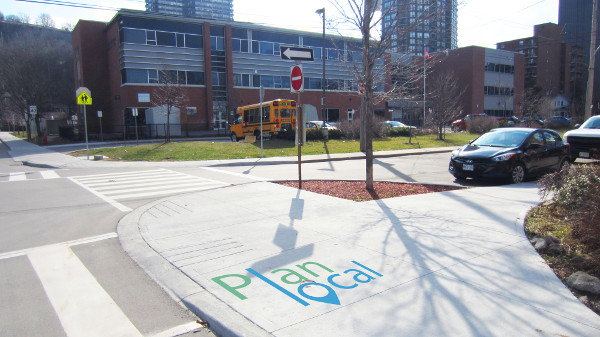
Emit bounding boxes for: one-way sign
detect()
[280,46,314,61]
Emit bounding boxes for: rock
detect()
[567,271,600,295]
[544,234,560,244]
[532,237,548,251]
[548,243,566,255]
[579,296,590,305]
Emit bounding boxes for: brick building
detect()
[389,46,525,124]
[71,9,384,139]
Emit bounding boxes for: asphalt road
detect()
[0,142,213,337]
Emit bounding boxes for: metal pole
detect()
[98,111,103,142]
[83,104,89,160]
[260,85,264,158]
[297,91,302,189]
[321,8,327,138]
[423,47,426,127]
[134,108,139,145]
[585,0,599,120]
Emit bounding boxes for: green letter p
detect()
[212,274,252,300]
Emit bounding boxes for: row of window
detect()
[121,28,203,49]
[485,62,515,74]
[121,68,205,85]
[484,86,514,96]
[232,73,361,91]
[231,37,362,62]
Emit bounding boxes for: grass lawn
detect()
[71,132,475,161]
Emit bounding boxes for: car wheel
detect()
[231,133,238,142]
[508,163,525,184]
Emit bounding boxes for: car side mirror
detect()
[574,123,581,128]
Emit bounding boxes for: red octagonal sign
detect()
[290,65,304,93]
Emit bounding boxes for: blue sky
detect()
[1,0,559,48]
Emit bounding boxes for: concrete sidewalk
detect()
[119,182,600,337]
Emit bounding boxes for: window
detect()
[186,107,197,115]
[185,34,203,48]
[146,30,156,45]
[186,71,204,85]
[122,28,146,44]
[211,36,225,51]
[156,31,176,46]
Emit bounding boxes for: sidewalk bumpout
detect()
[119,181,600,337]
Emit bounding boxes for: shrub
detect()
[538,164,600,250]
[386,127,414,137]
[466,118,497,134]
[337,120,361,140]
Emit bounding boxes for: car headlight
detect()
[492,153,515,162]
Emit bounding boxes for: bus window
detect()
[262,106,270,121]
[233,115,242,125]
[250,108,259,122]
[280,108,291,118]
[243,110,249,123]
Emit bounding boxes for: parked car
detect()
[448,127,571,184]
[382,121,416,129]
[563,115,600,160]
[521,116,545,127]
[305,121,338,130]
[451,114,489,132]
[546,116,572,128]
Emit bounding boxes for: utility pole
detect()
[585,0,598,120]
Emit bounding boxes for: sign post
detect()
[97,111,103,142]
[259,85,265,158]
[132,108,139,145]
[290,64,305,188]
[76,87,92,160]
[282,47,312,189]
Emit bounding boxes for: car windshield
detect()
[581,117,600,129]
[472,130,530,148]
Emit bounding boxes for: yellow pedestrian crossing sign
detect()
[76,87,92,105]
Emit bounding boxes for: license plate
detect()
[580,152,590,158]
[463,164,474,171]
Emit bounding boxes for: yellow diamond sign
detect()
[76,87,92,105]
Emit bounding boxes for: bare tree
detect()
[35,13,56,28]
[151,68,188,142]
[0,31,73,142]
[330,0,433,190]
[426,70,464,140]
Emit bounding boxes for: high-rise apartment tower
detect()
[146,0,233,21]
[381,0,458,55]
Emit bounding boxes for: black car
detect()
[448,128,571,184]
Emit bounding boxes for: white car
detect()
[563,116,600,160]
[383,121,416,129]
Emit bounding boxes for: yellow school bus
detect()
[230,99,297,142]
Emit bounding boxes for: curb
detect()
[117,197,273,337]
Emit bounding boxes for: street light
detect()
[316,8,327,138]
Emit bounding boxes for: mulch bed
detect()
[275,180,462,202]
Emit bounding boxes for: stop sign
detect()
[290,65,304,93]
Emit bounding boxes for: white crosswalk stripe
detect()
[3,170,60,182]
[69,169,227,211]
